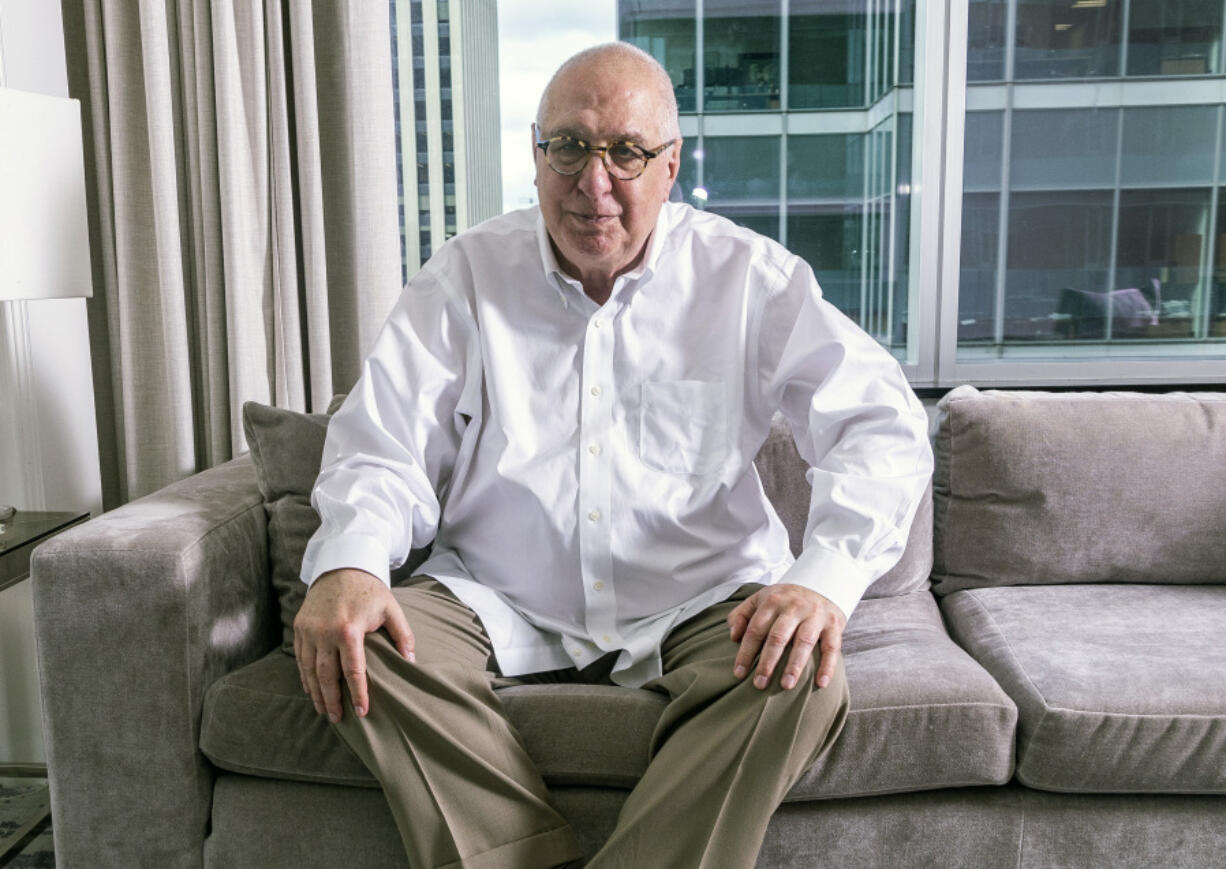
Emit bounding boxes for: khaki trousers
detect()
[331,578,849,869]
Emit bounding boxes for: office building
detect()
[391,0,502,284]
[620,0,1226,369]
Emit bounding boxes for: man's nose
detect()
[576,151,613,198]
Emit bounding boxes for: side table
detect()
[0,510,89,864]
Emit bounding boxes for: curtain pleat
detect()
[62,0,401,508]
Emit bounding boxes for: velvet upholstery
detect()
[932,386,1226,594]
[201,591,1014,799]
[242,402,331,648]
[34,387,1226,868]
[941,584,1226,793]
[31,457,276,869]
[755,414,933,598]
[205,777,1226,869]
[242,399,428,650]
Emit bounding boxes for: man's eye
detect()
[552,140,585,159]
[609,144,641,163]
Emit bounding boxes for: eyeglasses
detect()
[535,135,677,181]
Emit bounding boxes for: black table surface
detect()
[0,510,90,592]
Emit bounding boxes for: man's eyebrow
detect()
[548,126,650,144]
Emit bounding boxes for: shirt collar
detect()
[534,204,673,308]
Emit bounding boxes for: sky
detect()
[496,1,617,213]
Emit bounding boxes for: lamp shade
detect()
[0,87,93,301]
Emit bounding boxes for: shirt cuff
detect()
[776,545,876,621]
[301,533,392,588]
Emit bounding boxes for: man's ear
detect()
[664,137,682,201]
[530,123,540,186]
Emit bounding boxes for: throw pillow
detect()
[242,398,430,651]
[243,401,333,650]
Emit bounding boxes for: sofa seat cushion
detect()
[792,590,1016,799]
[201,592,1015,799]
[941,584,1226,793]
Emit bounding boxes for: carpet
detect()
[0,781,54,868]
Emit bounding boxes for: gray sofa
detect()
[30,387,1226,868]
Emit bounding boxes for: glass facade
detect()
[620,0,918,360]
[959,0,1226,361]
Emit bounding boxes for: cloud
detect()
[497,1,617,212]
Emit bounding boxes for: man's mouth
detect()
[571,212,618,226]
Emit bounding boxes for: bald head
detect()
[536,42,681,143]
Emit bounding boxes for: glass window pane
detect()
[787,134,865,199]
[959,192,1002,343]
[968,0,1008,81]
[787,209,863,315]
[1005,190,1115,340]
[963,111,1003,192]
[1010,109,1118,190]
[1121,106,1217,187]
[702,135,780,202]
[788,2,866,108]
[1214,200,1226,336]
[621,1,698,112]
[1127,0,1222,77]
[678,138,702,206]
[898,0,917,86]
[1116,188,1209,339]
[1013,0,1122,80]
[703,2,781,111]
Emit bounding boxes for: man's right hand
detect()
[293,568,415,723]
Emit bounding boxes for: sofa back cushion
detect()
[243,399,430,650]
[754,414,933,598]
[932,386,1226,595]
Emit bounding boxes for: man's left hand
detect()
[727,584,846,691]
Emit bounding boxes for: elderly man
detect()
[295,42,932,869]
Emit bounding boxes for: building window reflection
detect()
[703,4,782,111]
[621,1,698,112]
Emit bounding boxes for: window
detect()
[389,1,1226,386]
[955,17,1226,380]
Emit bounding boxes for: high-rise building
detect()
[391,0,502,284]
[620,1,916,358]
[621,1,1226,371]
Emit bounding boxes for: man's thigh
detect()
[658,583,763,675]
[385,575,496,671]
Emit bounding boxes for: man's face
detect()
[534,59,680,284]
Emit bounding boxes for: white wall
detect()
[0,0,103,765]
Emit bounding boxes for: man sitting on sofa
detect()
[293,42,932,869]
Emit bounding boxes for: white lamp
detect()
[0,86,94,523]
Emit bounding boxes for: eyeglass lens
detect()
[547,139,645,179]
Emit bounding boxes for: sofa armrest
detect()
[31,456,276,869]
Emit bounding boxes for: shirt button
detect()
[593,581,605,591]
[588,444,602,456]
[571,647,583,656]
[590,386,602,397]
[588,509,601,522]
[593,319,603,329]
[602,635,612,644]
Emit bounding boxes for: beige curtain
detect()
[62,0,402,508]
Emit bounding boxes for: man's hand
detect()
[727,584,846,691]
[293,568,415,723]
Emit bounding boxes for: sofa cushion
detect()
[242,399,429,650]
[201,591,1015,799]
[932,386,1226,595]
[941,584,1226,793]
[243,402,333,649]
[755,413,933,598]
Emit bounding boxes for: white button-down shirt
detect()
[301,203,932,687]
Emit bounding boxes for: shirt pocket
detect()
[639,380,729,475]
